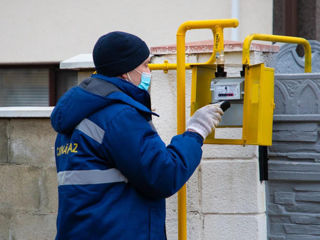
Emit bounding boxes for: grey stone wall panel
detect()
[269,171,320,181]
[287,236,320,240]
[268,46,320,239]
[286,235,319,240]
[274,192,295,205]
[269,236,285,240]
[41,167,58,213]
[285,203,320,214]
[8,119,56,167]
[0,119,8,163]
[294,184,320,192]
[268,204,286,215]
[10,213,56,240]
[269,162,320,172]
[295,192,320,203]
[268,152,320,161]
[269,216,291,224]
[0,211,11,240]
[290,215,320,225]
[269,223,285,235]
[273,122,318,131]
[269,142,320,154]
[284,224,320,235]
[274,74,320,114]
[270,41,320,74]
[0,165,41,211]
[272,130,317,142]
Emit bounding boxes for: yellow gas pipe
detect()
[242,34,312,73]
[176,20,238,240]
[149,19,238,240]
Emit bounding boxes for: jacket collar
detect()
[91,74,158,117]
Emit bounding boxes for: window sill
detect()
[0,107,53,118]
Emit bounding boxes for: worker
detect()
[51,31,223,240]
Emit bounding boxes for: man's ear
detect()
[120,73,128,81]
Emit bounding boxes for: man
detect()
[51,31,223,239]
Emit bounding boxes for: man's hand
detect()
[186,103,224,139]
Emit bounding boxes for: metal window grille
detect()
[0,68,49,106]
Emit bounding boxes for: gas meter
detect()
[210,77,244,126]
[190,61,275,146]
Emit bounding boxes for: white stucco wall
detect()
[0,0,272,63]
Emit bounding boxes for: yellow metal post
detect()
[148,19,239,240]
[176,29,187,240]
[176,19,238,240]
[242,34,312,73]
[206,29,218,64]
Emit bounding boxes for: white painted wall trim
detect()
[60,54,94,70]
[0,107,53,118]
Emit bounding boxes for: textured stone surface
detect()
[165,195,178,240]
[40,167,58,213]
[268,59,320,240]
[268,181,320,237]
[290,215,320,225]
[272,130,317,142]
[295,192,320,203]
[0,210,11,240]
[269,236,285,240]
[202,144,257,159]
[10,213,56,240]
[270,41,320,74]
[186,167,201,212]
[285,202,320,214]
[268,151,320,236]
[284,224,320,235]
[274,192,295,205]
[0,119,8,163]
[201,159,265,213]
[203,214,266,240]
[165,168,201,240]
[286,236,320,240]
[0,165,41,211]
[166,202,202,240]
[8,119,56,167]
[274,74,320,114]
[186,212,202,240]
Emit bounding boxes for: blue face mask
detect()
[137,71,152,91]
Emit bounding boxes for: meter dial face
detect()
[214,84,240,100]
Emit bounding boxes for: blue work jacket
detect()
[51,74,203,240]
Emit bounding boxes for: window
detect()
[0,68,49,106]
[0,65,78,107]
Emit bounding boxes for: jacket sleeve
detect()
[102,106,203,199]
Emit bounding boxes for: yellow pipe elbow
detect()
[242,34,312,73]
[177,19,239,36]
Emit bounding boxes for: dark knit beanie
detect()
[93,31,150,77]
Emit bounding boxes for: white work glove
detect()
[186,103,224,139]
